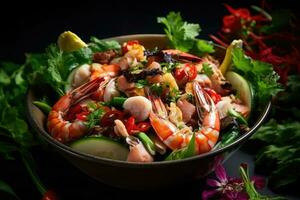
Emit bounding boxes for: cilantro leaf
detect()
[201,62,213,76]
[135,79,148,88]
[89,37,121,52]
[194,39,215,55]
[231,47,282,106]
[86,108,105,129]
[158,12,214,55]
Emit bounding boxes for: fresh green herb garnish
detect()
[135,79,148,88]
[194,39,215,55]
[166,88,181,103]
[157,12,214,55]
[231,47,282,106]
[89,37,121,52]
[86,108,105,129]
[161,62,178,73]
[201,62,213,76]
[150,83,163,96]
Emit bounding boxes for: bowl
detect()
[26,34,271,189]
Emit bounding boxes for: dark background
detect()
[0,0,299,199]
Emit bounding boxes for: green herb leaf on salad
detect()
[231,47,282,106]
[157,12,214,55]
[201,62,214,76]
[86,108,105,129]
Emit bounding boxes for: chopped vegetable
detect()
[225,71,253,112]
[33,101,52,114]
[70,136,129,160]
[201,62,214,77]
[174,63,197,81]
[137,132,156,155]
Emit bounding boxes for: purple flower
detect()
[202,165,249,200]
[251,176,266,190]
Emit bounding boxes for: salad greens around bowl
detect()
[23,12,281,164]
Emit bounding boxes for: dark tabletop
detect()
[0,1,299,199]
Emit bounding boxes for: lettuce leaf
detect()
[231,47,282,106]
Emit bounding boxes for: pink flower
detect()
[202,164,266,200]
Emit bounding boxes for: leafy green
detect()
[150,83,163,96]
[135,79,148,88]
[201,62,213,76]
[23,37,121,96]
[194,39,215,54]
[89,37,121,52]
[157,12,214,54]
[165,133,196,160]
[85,108,105,129]
[215,126,240,149]
[231,47,282,106]
[251,119,300,188]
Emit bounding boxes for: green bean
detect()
[33,101,51,114]
[228,108,248,125]
[137,132,156,155]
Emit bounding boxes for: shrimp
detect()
[149,81,220,154]
[47,77,107,143]
[70,63,120,91]
[126,136,154,162]
[196,58,231,95]
[90,63,120,81]
[113,120,153,162]
[103,78,120,102]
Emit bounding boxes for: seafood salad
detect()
[45,31,253,163]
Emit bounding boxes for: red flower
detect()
[222,15,242,33]
[224,4,251,20]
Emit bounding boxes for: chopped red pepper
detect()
[65,104,82,121]
[76,111,89,121]
[135,122,151,132]
[174,63,197,81]
[122,40,139,54]
[125,116,151,134]
[204,88,222,104]
[125,116,136,134]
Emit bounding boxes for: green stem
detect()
[251,5,272,21]
[20,150,46,195]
